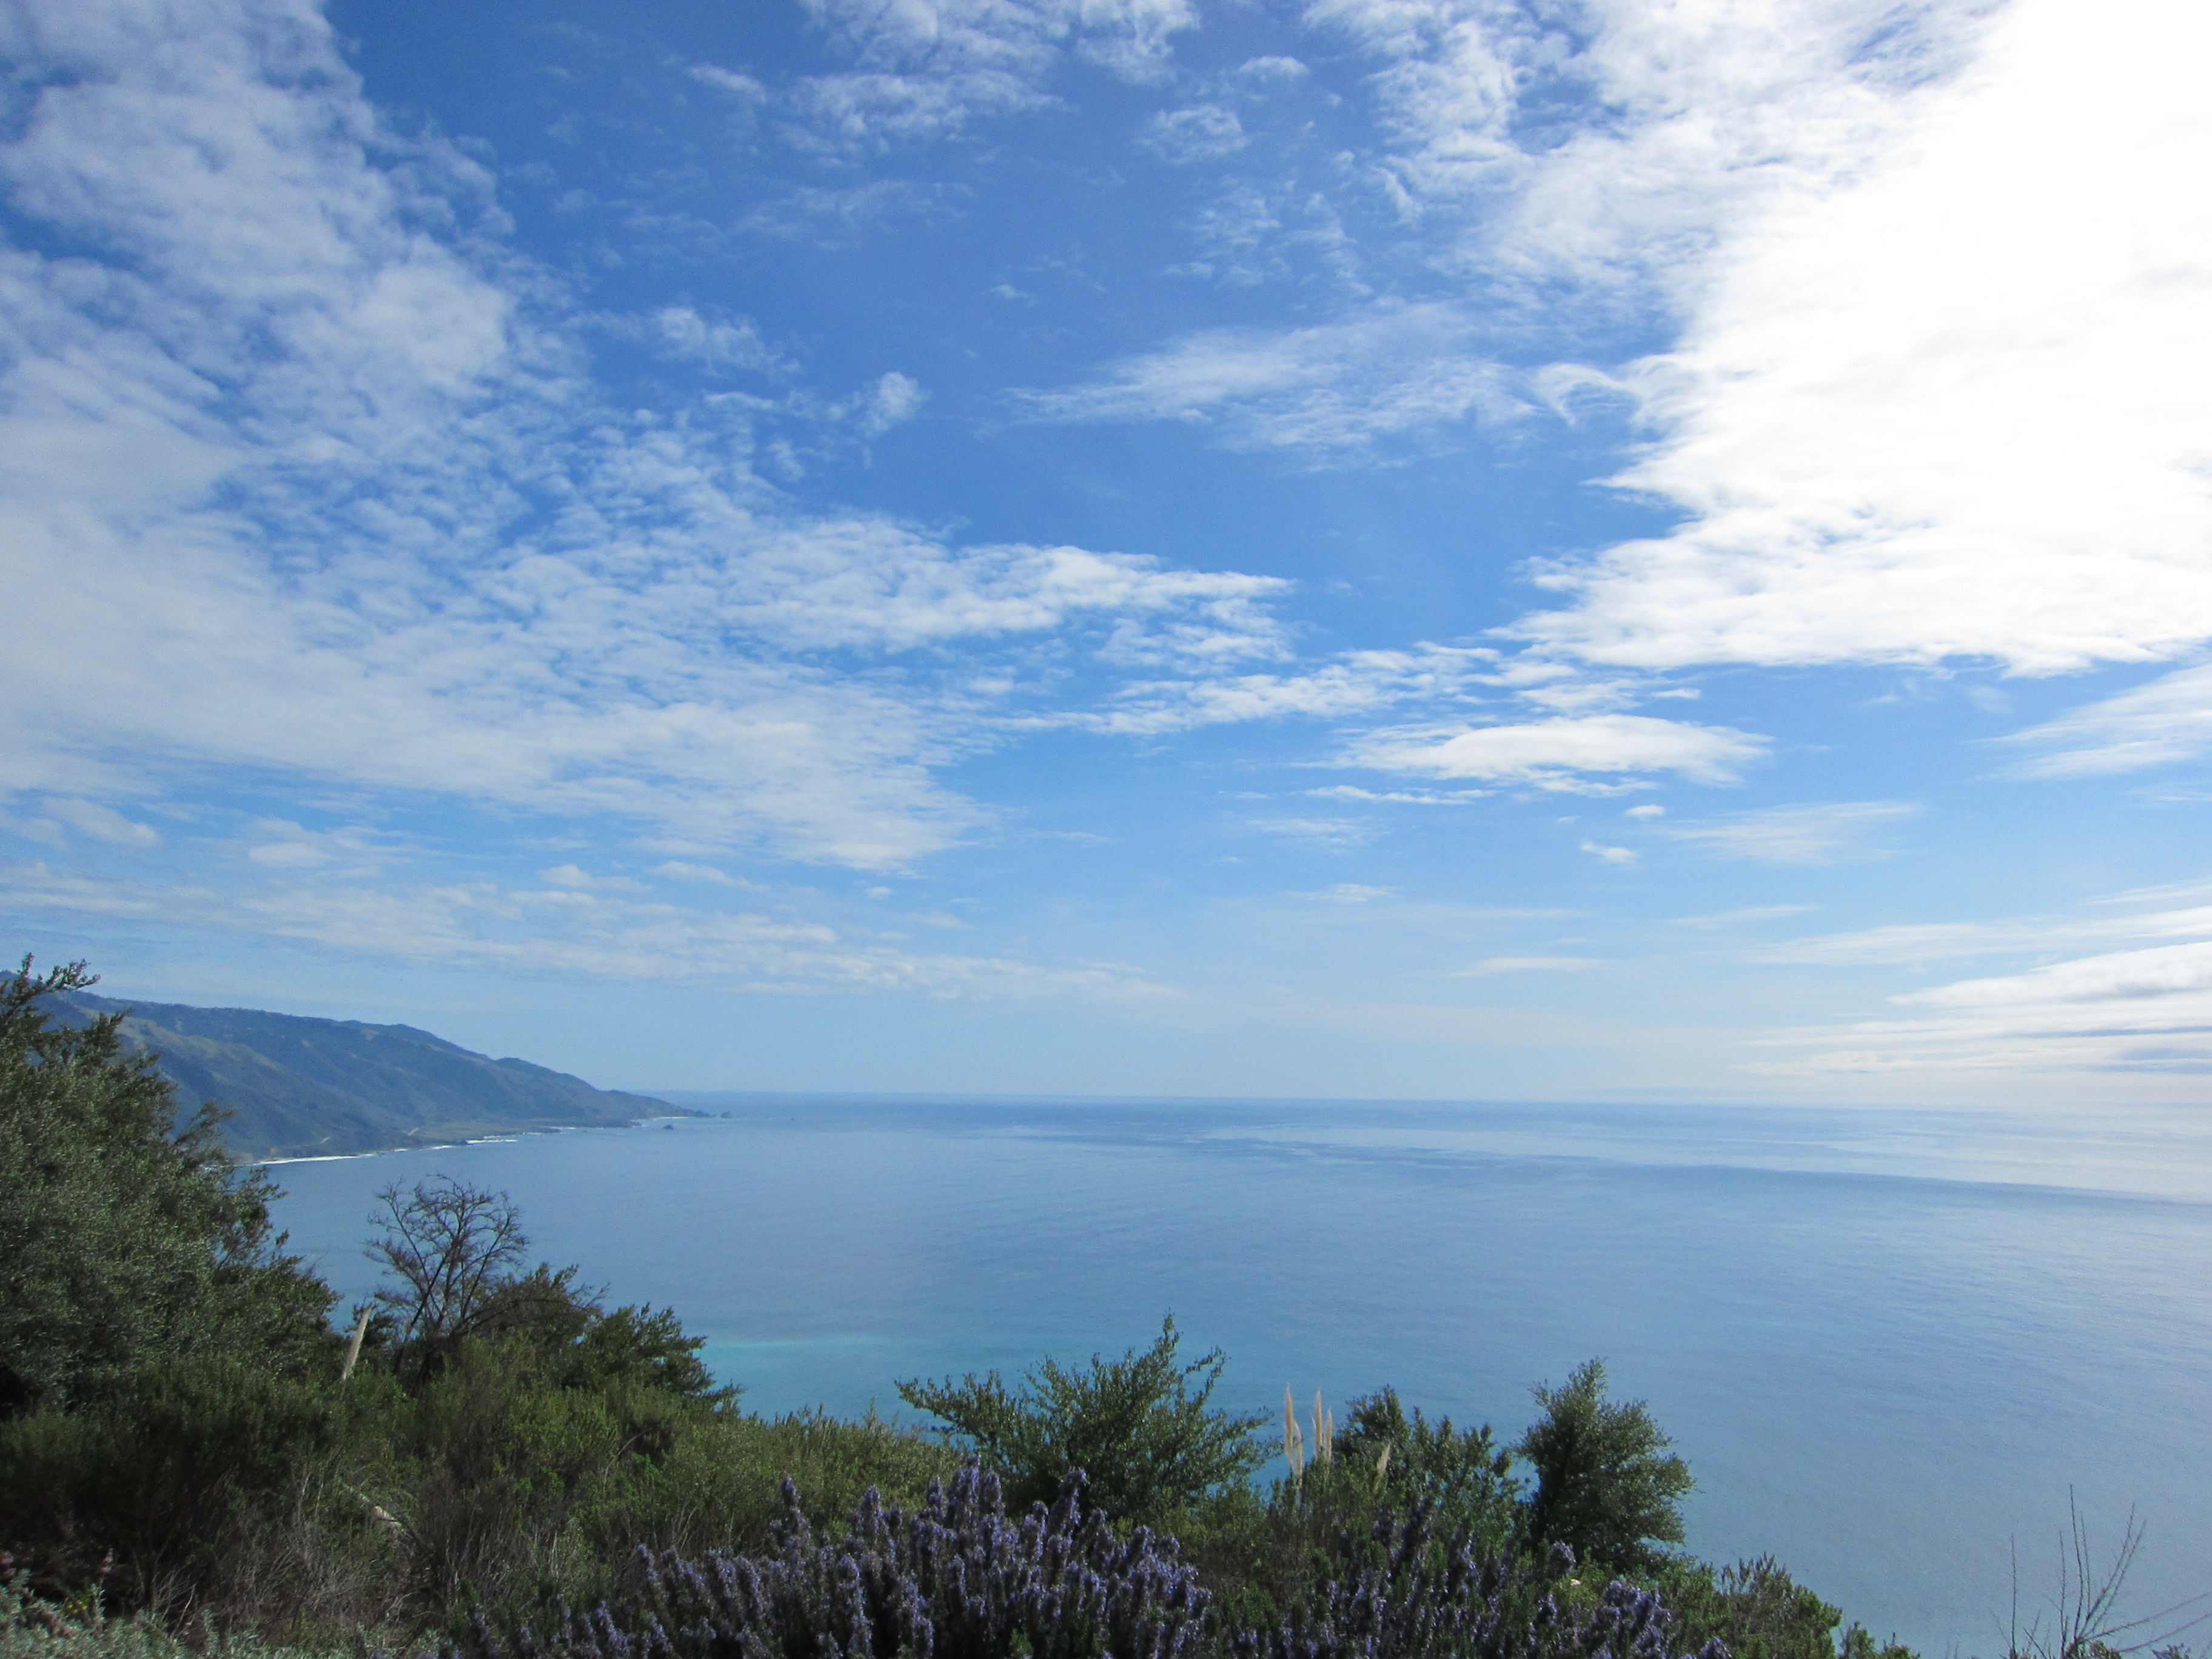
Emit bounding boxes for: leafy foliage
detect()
[1655,1557,1848,1659]
[1219,1495,1724,1659]
[896,1317,1272,1524]
[1342,1390,1523,1561]
[0,958,337,1417]
[1517,1362,1692,1577]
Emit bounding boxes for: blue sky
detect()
[4,0,2211,1105]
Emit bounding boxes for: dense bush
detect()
[1517,1364,1692,1578]
[896,1318,1272,1526]
[0,960,337,1418]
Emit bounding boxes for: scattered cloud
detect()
[1139,105,1245,164]
[688,64,766,101]
[1763,899,2212,966]
[739,181,967,244]
[1670,904,1816,929]
[1578,841,1637,866]
[1015,304,1524,455]
[1754,939,2212,1078]
[841,371,928,438]
[639,306,783,374]
[2,859,1166,1000]
[783,0,1196,149]
[0,2,1348,872]
[1300,882,1396,903]
[1306,785,1487,805]
[1454,956,1600,973]
[652,861,762,888]
[1347,714,1766,788]
[1074,645,1490,735]
[1664,802,1917,865]
[2003,663,2212,777]
[1250,817,1379,851]
[538,864,648,892]
[35,799,161,848]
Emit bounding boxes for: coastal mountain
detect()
[42,987,683,1161]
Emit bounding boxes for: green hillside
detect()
[42,988,685,1160]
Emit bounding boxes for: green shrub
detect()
[896,1315,1272,1526]
[0,960,337,1418]
[1517,1359,1692,1576]
[1655,1555,1847,1659]
[0,1355,335,1621]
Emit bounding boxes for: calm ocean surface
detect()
[263,1097,2212,1658]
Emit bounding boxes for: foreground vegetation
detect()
[0,958,2169,1659]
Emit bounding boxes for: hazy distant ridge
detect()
[45,988,682,1161]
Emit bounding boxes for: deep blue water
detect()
[262,1097,2212,1658]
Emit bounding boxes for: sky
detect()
[3,0,2211,1106]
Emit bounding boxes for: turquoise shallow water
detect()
[263,1096,2212,1658]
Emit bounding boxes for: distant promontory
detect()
[42,986,685,1161]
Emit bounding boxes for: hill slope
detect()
[44,988,683,1161]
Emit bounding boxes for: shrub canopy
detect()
[0,959,335,1417]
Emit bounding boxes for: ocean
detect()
[262,1096,2212,1658]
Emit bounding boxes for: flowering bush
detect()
[1222,1501,1726,1659]
[452,1461,1210,1659]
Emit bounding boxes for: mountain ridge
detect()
[42,986,685,1161]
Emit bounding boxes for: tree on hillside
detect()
[366,1175,731,1400]
[0,957,337,1416]
[1517,1358,1694,1575]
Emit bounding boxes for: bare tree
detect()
[366,1176,528,1384]
[2006,1492,2212,1659]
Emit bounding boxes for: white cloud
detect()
[642,306,782,373]
[243,819,386,869]
[738,181,966,244]
[1016,304,1524,454]
[537,863,646,892]
[1664,802,1917,865]
[1347,714,1766,788]
[1895,943,2212,1011]
[1764,899,2212,966]
[1139,105,1245,164]
[1078,645,1489,734]
[38,798,161,848]
[1306,785,1487,805]
[1747,881,2212,1076]
[651,861,761,888]
[846,371,928,437]
[0,0,1315,872]
[1754,939,2212,1078]
[2,857,1167,1000]
[688,64,766,100]
[1301,882,1396,902]
[1513,0,2212,677]
[1251,817,1379,851]
[1578,841,1637,866]
[1455,955,1600,973]
[1670,904,1815,929]
[2003,663,2212,777]
[786,0,1196,149]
